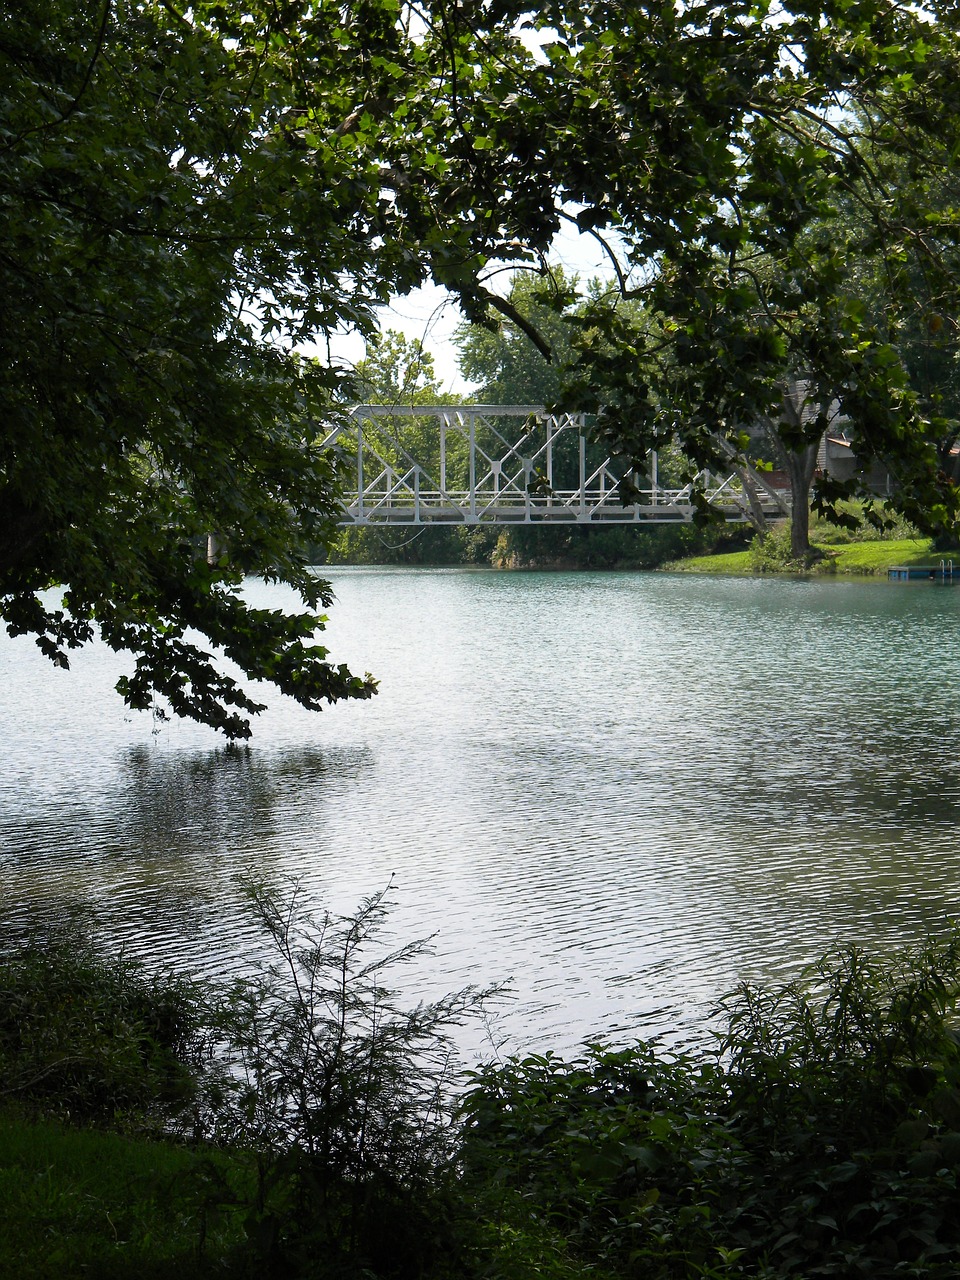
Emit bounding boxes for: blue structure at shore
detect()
[888,562,956,581]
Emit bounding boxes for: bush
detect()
[461,1043,735,1278]
[811,502,921,545]
[11,900,960,1278]
[0,934,208,1133]
[320,524,498,565]
[748,523,803,572]
[461,935,960,1279]
[319,518,735,571]
[211,881,501,1279]
[0,889,500,1279]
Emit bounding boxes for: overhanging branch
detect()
[479,289,553,360]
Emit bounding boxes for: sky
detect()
[326,219,617,397]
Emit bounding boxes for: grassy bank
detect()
[669,535,960,576]
[0,1114,249,1279]
[321,514,960,578]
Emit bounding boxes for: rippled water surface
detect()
[3,568,960,1053]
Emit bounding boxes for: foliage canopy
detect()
[0,0,549,735]
[8,0,960,734]
[450,0,960,546]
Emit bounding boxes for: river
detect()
[2,568,959,1057]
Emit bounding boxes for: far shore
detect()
[666,536,960,576]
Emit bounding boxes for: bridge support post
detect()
[579,434,587,519]
[468,412,477,522]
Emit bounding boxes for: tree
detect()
[448,0,960,557]
[0,0,553,736]
[456,268,579,406]
[831,116,960,490]
[452,266,724,567]
[350,329,454,484]
[328,329,479,565]
[353,330,448,409]
[20,0,957,720]
[751,380,832,556]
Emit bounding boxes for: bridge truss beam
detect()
[323,406,791,527]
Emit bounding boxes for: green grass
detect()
[824,536,948,572]
[668,536,960,576]
[667,547,755,574]
[0,1111,250,1279]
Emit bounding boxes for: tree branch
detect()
[479,289,553,360]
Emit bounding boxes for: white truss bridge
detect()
[323,405,791,526]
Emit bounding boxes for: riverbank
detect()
[0,1111,247,1278]
[319,521,738,571]
[6,927,960,1279]
[321,520,960,577]
[667,535,960,576]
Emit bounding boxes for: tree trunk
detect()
[760,380,822,561]
[785,444,819,559]
[735,467,769,534]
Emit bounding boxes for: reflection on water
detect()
[2,569,960,1053]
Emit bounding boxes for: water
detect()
[2,568,960,1056]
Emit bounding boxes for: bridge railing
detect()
[323,405,791,526]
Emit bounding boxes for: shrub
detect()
[212,880,501,1278]
[0,933,208,1133]
[811,502,921,545]
[461,1044,738,1278]
[461,935,960,1279]
[748,524,803,572]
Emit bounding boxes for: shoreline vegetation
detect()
[317,511,960,579]
[4,893,960,1279]
[666,533,960,577]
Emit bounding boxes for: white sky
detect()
[326,219,617,396]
